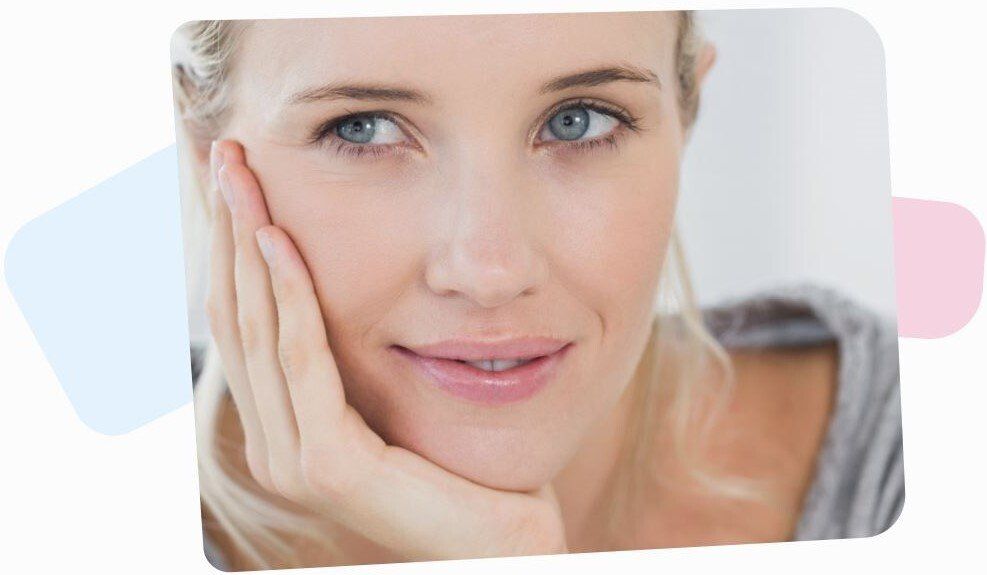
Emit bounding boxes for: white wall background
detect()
[679,8,896,318]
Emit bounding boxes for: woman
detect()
[171,11,903,571]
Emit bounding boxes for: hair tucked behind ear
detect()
[171,21,246,142]
[172,12,759,569]
[675,11,706,129]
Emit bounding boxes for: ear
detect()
[695,41,717,88]
[175,116,216,197]
[679,41,717,144]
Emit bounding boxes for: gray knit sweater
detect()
[700,283,904,540]
[197,282,904,569]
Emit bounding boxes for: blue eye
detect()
[547,107,590,140]
[335,116,375,143]
[539,104,623,144]
[333,113,407,145]
[310,99,640,159]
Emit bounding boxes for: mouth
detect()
[390,341,574,406]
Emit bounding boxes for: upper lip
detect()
[400,337,571,361]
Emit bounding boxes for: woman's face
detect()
[222,12,685,491]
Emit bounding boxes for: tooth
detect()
[492,359,516,371]
[463,358,531,372]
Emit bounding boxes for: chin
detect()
[336,349,584,492]
[385,420,567,492]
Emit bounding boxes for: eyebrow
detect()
[538,63,662,94]
[287,83,433,106]
[285,63,661,106]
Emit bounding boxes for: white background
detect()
[0,1,983,574]
[681,9,896,317]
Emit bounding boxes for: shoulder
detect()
[685,336,838,542]
[636,315,839,547]
[721,341,838,468]
[699,282,904,540]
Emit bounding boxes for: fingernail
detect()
[218,166,235,210]
[210,140,226,186]
[256,229,277,267]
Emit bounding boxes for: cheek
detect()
[233,137,680,489]
[244,143,426,344]
[258,172,424,427]
[543,146,679,323]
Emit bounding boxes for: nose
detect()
[425,155,549,309]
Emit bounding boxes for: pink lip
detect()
[391,339,574,405]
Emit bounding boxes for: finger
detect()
[251,226,511,554]
[254,225,375,453]
[205,141,271,487]
[254,227,555,559]
[218,148,301,471]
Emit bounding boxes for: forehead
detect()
[232,12,678,105]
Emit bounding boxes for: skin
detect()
[196,12,838,567]
[220,12,687,493]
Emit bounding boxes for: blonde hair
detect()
[172,12,753,570]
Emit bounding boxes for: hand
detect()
[205,139,568,562]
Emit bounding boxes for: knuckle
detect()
[273,274,300,304]
[244,447,275,493]
[268,466,305,502]
[237,313,263,352]
[502,515,540,554]
[299,447,354,501]
[503,505,564,555]
[277,337,310,381]
[204,295,230,331]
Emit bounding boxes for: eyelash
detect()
[307,98,643,160]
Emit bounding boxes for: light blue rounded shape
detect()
[4,145,193,435]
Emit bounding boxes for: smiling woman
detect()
[171,10,903,572]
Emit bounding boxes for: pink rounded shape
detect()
[893,198,985,338]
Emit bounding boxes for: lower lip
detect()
[391,344,573,405]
